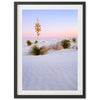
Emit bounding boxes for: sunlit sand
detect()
[22,39,78,90]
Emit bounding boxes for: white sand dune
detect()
[22,41,78,90]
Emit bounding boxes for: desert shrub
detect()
[49,43,56,50]
[42,41,45,43]
[26,40,32,46]
[31,45,40,55]
[61,39,71,49]
[30,45,49,55]
[40,46,49,55]
[56,42,63,50]
[49,42,63,50]
[72,45,78,50]
[35,40,38,44]
[72,38,76,43]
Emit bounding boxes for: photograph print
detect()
[14,2,86,98]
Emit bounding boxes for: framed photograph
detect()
[14,2,86,98]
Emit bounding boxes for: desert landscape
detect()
[22,9,78,90]
[22,38,78,90]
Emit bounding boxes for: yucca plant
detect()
[61,39,71,49]
[30,45,49,55]
[35,40,38,44]
[31,45,40,55]
[72,38,77,43]
[26,40,32,46]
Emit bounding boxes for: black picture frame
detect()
[14,2,86,98]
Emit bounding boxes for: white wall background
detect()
[0,0,100,100]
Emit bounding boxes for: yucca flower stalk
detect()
[35,19,41,46]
